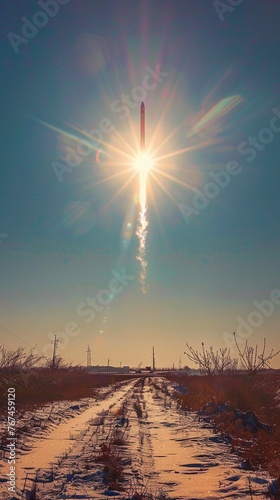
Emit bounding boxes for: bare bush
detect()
[233,334,280,375]
[184,342,238,375]
[44,354,68,370]
[0,344,44,370]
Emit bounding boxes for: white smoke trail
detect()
[136,170,149,293]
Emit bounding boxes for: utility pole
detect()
[86,345,91,369]
[51,335,61,369]
[107,358,110,374]
[152,346,155,371]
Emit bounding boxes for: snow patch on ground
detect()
[0,377,277,499]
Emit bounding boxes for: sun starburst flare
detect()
[35,89,244,294]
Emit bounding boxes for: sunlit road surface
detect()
[15,380,136,491]
[3,377,272,499]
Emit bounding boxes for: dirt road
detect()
[0,377,272,499]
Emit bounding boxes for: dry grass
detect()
[0,368,135,411]
[95,442,125,490]
[166,372,280,479]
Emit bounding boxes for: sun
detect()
[132,152,154,174]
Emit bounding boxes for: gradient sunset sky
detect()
[1,0,280,368]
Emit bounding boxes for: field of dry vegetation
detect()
[166,371,280,478]
[0,367,280,499]
[0,368,135,410]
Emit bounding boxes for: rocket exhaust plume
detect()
[136,102,149,293]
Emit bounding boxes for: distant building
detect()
[87,365,130,374]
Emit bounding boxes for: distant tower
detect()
[152,346,155,371]
[51,335,61,369]
[179,356,182,370]
[86,345,91,369]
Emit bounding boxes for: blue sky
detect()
[1,0,280,368]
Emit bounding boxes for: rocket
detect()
[140,101,145,152]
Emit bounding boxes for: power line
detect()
[0,310,39,342]
[0,294,50,333]
[0,321,35,349]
